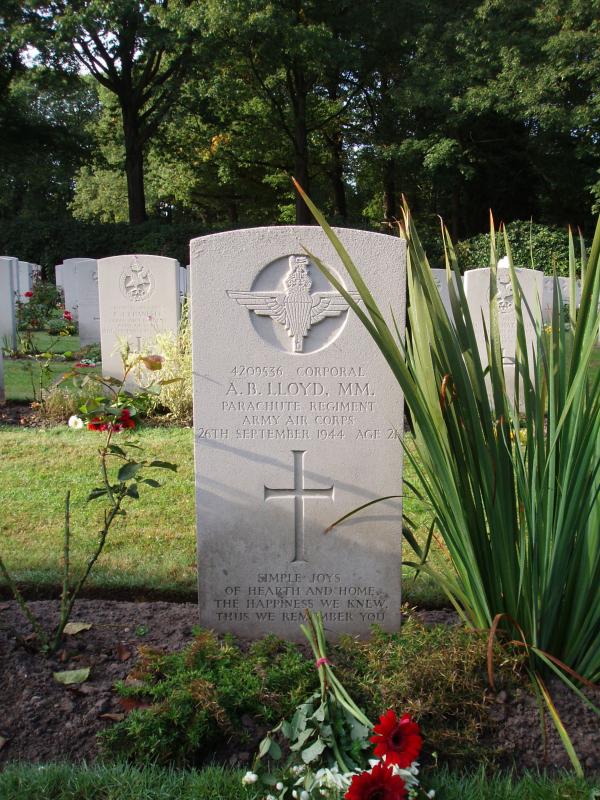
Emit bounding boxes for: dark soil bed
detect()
[0,402,41,427]
[0,599,598,772]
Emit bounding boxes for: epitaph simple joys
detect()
[191,227,406,639]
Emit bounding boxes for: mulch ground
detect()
[0,403,42,428]
[0,600,598,773]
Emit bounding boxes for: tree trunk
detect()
[122,106,148,225]
[382,157,397,229]
[291,70,313,225]
[329,131,347,222]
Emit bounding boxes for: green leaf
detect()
[87,487,108,501]
[301,737,326,764]
[290,727,314,751]
[148,460,177,472]
[268,739,282,760]
[257,737,272,759]
[107,444,127,457]
[53,667,90,685]
[141,478,161,488]
[126,483,139,499]
[117,462,142,481]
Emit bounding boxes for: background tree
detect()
[202,0,359,224]
[30,0,195,224]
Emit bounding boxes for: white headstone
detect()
[191,226,406,640]
[464,263,543,406]
[74,259,100,346]
[542,276,582,324]
[97,254,180,381]
[55,263,64,290]
[179,265,188,305]
[58,258,84,319]
[430,268,461,321]
[17,261,33,302]
[0,257,18,350]
[0,344,4,404]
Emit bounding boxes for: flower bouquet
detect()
[244,612,432,800]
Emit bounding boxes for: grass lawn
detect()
[3,359,87,402]
[0,426,197,597]
[0,425,447,604]
[3,331,100,402]
[0,763,596,800]
[28,332,82,354]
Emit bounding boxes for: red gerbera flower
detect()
[116,408,135,429]
[345,763,407,800]
[24,291,33,298]
[370,710,422,768]
[87,417,103,431]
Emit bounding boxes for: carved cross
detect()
[264,450,334,563]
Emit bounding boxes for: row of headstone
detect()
[53,258,189,352]
[1,232,597,645]
[54,258,100,345]
[431,265,581,326]
[0,257,18,349]
[97,254,181,379]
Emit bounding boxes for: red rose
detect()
[63,310,73,321]
[345,763,407,800]
[24,291,33,298]
[370,711,422,768]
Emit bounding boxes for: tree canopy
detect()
[2,0,598,240]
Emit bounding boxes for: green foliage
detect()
[100,631,316,767]
[334,618,512,765]
[0,217,212,279]
[456,221,588,275]
[74,342,101,363]
[301,185,600,685]
[150,302,193,424]
[100,615,515,773]
[15,280,70,335]
[39,382,100,424]
[426,767,598,800]
[0,763,255,800]
[299,186,600,772]
[0,762,596,800]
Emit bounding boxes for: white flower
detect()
[266,795,277,800]
[67,415,84,430]
[291,791,297,798]
[427,792,436,798]
[241,771,259,785]
[276,782,284,791]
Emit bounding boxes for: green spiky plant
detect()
[294,181,600,774]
